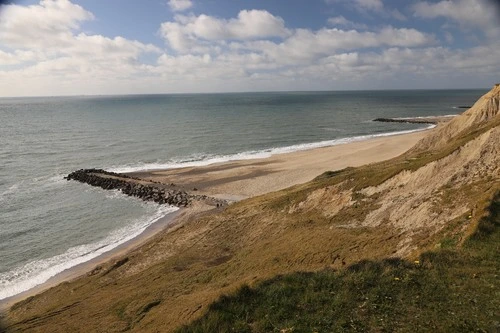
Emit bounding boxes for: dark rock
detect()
[65,169,231,209]
[373,117,437,124]
[65,169,193,208]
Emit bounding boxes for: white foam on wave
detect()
[321,127,345,132]
[108,125,435,173]
[46,174,67,185]
[1,183,20,196]
[393,114,457,120]
[0,182,23,203]
[2,173,65,192]
[0,174,68,204]
[105,189,127,200]
[0,204,178,301]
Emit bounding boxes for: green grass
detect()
[177,193,500,333]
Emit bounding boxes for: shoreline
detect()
[109,124,435,174]
[130,129,431,200]
[0,125,437,311]
[0,209,182,311]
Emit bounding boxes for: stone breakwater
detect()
[373,115,455,125]
[373,117,437,124]
[65,169,225,208]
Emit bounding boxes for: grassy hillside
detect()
[4,86,499,332]
[179,192,500,332]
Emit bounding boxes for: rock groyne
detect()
[65,169,223,208]
[373,115,455,125]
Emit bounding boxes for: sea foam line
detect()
[0,204,178,301]
[109,125,435,173]
[392,114,457,120]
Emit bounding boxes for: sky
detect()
[0,0,499,97]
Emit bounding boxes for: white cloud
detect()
[0,0,160,63]
[327,0,406,20]
[353,0,384,12]
[444,31,454,44]
[159,8,434,59]
[327,16,368,29]
[159,10,289,52]
[412,0,500,35]
[0,0,93,49]
[0,0,497,96]
[167,0,193,12]
[325,0,383,12]
[242,26,435,66]
[152,25,497,90]
[0,49,47,66]
[0,0,160,95]
[371,45,500,75]
[253,42,500,89]
[0,1,159,57]
[327,16,350,26]
[390,9,407,21]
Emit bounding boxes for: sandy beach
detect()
[1,128,429,311]
[131,130,429,200]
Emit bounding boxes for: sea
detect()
[0,89,486,301]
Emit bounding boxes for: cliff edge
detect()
[413,83,500,152]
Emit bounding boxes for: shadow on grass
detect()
[468,192,500,242]
[178,192,500,333]
[0,316,7,333]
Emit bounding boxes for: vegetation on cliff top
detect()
[179,192,500,332]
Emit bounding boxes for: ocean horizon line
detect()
[0,87,489,100]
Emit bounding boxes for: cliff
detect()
[412,83,500,152]
[4,85,499,332]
